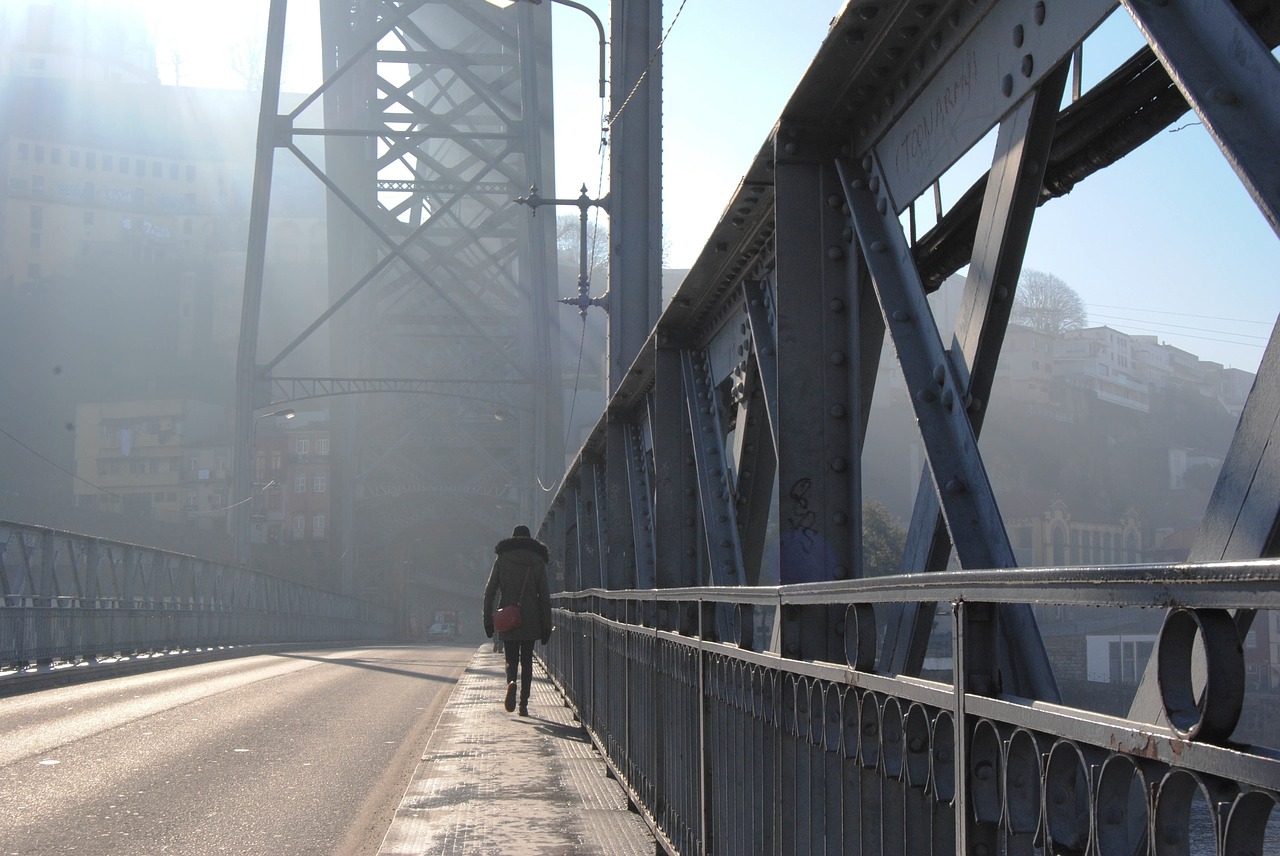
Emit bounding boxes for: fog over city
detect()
[1,1,1277,701]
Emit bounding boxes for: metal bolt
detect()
[871,240,886,252]
[877,197,888,215]
[892,309,911,321]
[946,478,966,494]
[869,176,881,193]
[916,389,937,403]
[975,761,993,781]
[1210,86,1239,105]
[830,298,845,313]
[831,457,847,472]
[830,404,847,419]
[830,351,847,366]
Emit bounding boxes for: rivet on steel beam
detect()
[916,389,937,403]
[995,287,1009,302]
[1021,54,1034,78]
[828,194,842,208]
[834,565,849,579]
[1002,74,1014,97]
[967,396,984,414]
[933,364,946,384]
[830,404,847,419]
[830,298,846,313]
[685,456,695,465]
[871,240,886,252]
[831,457,848,472]
[892,309,910,321]
[877,198,888,215]
[945,478,966,493]
[849,178,866,190]
[1210,86,1239,106]
[1034,1,1046,24]
[869,176,881,193]
[834,512,848,525]
[861,155,873,172]
[828,246,845,260]
[1013,24,1024,47]
[830,351,847,365]
[784,141,798,155]
[720,539,732,548]
[942,389,954,411]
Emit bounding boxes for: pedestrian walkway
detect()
[378,645,657,856]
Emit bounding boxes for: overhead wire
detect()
[0,424,121,499]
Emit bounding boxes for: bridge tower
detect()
[236,0,562,601]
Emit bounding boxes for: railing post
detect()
[953,599,968,856]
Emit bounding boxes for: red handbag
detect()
[493,604,522,632]
[492,568,531,633]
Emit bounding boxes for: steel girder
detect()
[540,0,1280,715]
[244,0,561,594]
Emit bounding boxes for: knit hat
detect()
[512,525,531,538]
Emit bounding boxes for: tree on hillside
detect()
[1012,269,1087,335]
[863,501,907,576]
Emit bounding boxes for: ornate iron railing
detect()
[546,563,1280,855]
[0,521,393,670]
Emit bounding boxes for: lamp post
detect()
[233,407,296,566]
[486,0,607,100]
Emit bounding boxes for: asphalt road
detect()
[0,643,475,855]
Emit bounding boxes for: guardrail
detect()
[544,563,1280,856]
[0,521,393,670]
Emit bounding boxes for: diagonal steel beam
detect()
[878,67,1069,702]
[1121,0,1280,238]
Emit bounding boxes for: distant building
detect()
[1005,497,1142,568]
[73,398,227,523]
[1056,326,1149,412]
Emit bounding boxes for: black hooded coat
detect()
[482,534,552,643]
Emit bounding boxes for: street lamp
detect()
[233,407,296,565]
[486,0,607,100]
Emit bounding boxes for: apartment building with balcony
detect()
[73,398,225,524]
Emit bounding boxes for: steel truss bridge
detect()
[534,0,1280,854]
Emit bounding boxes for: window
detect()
[136,159,145,175]
[17,142,28,160]
[295,438,309,456]
[312,514,325,537]
[119,158,129,175]
[34,145,44,163]
[294,475,306,493]
[1108,640,1154,684]
[313,475,326,493]
[50,147,60,165]
[103,154,113,171]
[186,165,196,182]
[270,451,282,470]
[152,161,162,178]
[30,233,41,249]
[316,438,328,456]
[185,491,198,510]
[85,151,95,169]
[169,163,179,180]
[293,514,306,536]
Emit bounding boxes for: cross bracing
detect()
[239,0,562,592]
[538,1,1280,852]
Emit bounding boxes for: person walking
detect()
[482,524,552,716]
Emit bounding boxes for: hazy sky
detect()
[148,0,1279,373]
